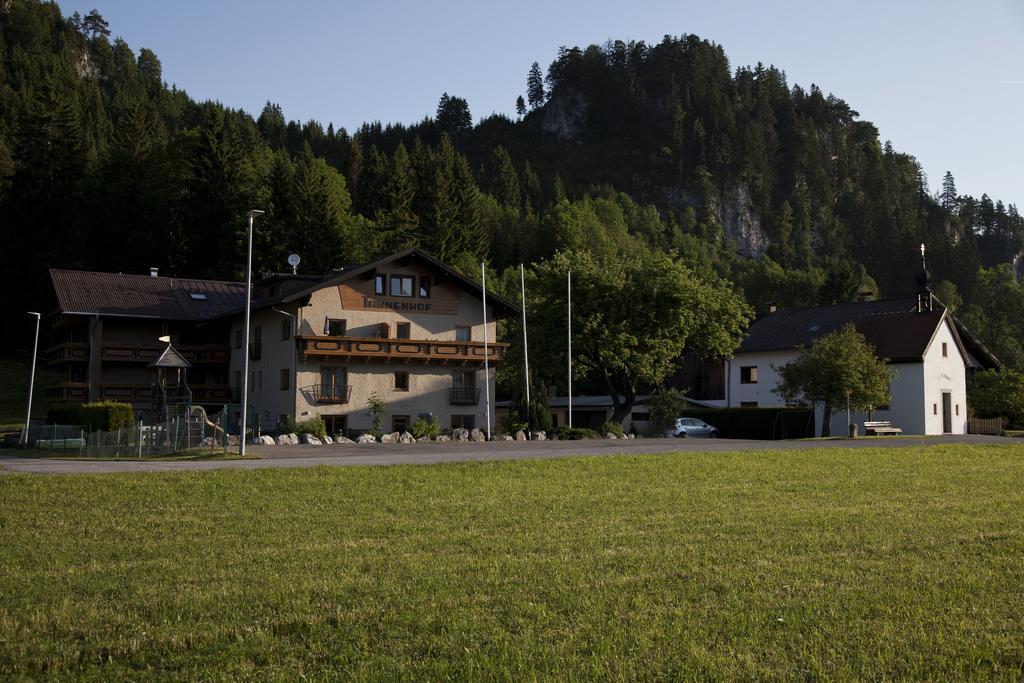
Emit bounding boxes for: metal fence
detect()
[25,416,229,458]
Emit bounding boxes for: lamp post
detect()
[21,312,41,447]
[239,209,264,456]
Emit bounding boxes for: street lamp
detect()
[239,209,265,456]
[21,312,41,447]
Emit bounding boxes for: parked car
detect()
[670,417,719,438]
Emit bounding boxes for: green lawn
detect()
[2,445,1023,679]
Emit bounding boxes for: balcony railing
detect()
[298,335,507,365]
[46,383,231,404]
[46,342,231,365]
[46,382,89,401]
[306,384,353,404]
[449,386,481,405]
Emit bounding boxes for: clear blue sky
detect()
[62,0,1023,206]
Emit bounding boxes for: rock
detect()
[452,428,470,442]
[356,433,377,444]
[227,434,240,446]
[437,434,451,442]
[627,434,635,439]
[380,432,395,444]
[286,433,300,445]
[605,433,618,440]
[334,435,355,444]
[276,434,290,445]
[532,431,546,441]
[398,431,415,444]
[323,435,333,445]
[499,434,513,441]
[301,433,322,445]
[470,428,486,442]
[201,436,214,447]
[515,430,527,441]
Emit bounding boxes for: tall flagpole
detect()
[481,262,492,440]
[520,264,531,437]
[567,269,572,429]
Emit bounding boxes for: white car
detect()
[670,417,719,438]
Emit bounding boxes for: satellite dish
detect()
[287,253,301,274]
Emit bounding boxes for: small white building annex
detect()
[721,265,1000,436]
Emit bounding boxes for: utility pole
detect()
[21,312,41,447]
[239,209,264,456]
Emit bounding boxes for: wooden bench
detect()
[863,420,903,436]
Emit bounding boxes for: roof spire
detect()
[916,243,933,313]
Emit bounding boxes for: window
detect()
[324,415,347,436]
[319,366,348,402]
[740,401,759,408]
[326,318,347,336]
[378,322,390,339]
[392,415,410,432]
[956,404,960,416]
[933,403,938,415]
[235,329,242,348]
[396,322,411,339]
[189,292,208,301]
[258,370,263,390]
[280,369,290,391]
[281,319,291,340]
[390,275,414,297]
[632,412,651,422]
[455,325,472,342]
[419,276,431,298]
[374,274,385,295]
[394,372,409,391]
[740,366,758,384]
[942,342,948,357]
[451,414,476,429]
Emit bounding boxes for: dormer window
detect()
[390,275,414,297]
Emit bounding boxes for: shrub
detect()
[295,417,326,440]
[600,420,624,437]
[367,392,387,438]
[411,418,441,440]
[969,370,1024,423]
[551,426,600,440]
[677,408,814,440]
[648,388,686,432]
[47,401,134,432]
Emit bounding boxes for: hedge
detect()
[47,402,135,432]
[679,407,814,440]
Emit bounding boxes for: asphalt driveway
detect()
[0,434,1016,475]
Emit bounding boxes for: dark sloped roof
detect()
[738,298,919,353]
[853,310,945,362]
[50,269,245,321]
[738,298,979,365]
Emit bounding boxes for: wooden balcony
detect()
[46,342,231,365]
[298,335,508,365]
[45,382,231,404]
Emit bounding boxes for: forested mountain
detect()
[2,0,1023,369]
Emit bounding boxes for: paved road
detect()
[0,434,1016,475]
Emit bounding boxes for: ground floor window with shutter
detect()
[451,414,476,429]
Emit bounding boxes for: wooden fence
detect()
[968,417,1004,435]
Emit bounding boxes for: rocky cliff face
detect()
[541,90,587,141]
[717,186,769,257]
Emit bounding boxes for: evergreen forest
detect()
[2,1,1023,371]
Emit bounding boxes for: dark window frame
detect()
[281,318,291,340]
[396,322,411,339]
[374,274,385,295]
[395,371,409,391]
[390,275,414,297]
[326,318,347,337]
[419,276,431,298]
[740,366,758,384]
[280,369,290,391]
[455,325,472,342]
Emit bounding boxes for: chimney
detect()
[149,267,159,278]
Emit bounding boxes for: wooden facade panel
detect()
[337,271,461,316]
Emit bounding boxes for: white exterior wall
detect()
[825,362,924,437]
[229,261,501,434]
[921,318,968,435]
[726,351,796,408]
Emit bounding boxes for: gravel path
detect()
[0,434,1016,475]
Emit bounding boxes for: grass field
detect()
[2,444,1023,679]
